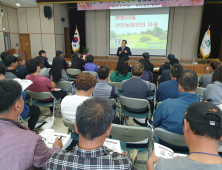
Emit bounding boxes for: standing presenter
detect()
[116,40,132,60]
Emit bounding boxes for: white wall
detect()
[0,4,69,61]
[85,6,203,59]
[54,4,69,55]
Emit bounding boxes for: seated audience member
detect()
[21,91,41,131]
[147,102,222,170]
[110,60,131,82]
[158,58,179,84]
[142,52,154,72]
[47,97,136,170]
[123,55,132,72]
[4,55,26,79]
[39,50,50,68]
[0,80,62,170]
[203,65,222,103]
[156,64,183,102]
[0,51,9,69]
[0,64,17,79]
[16,56,29,76]
[49,58,71,92]
[153,70,199,150]
[0,65,6,79]
[158,54,175,75]
[122,62,151,99]
[138,59,153,82]
[93,65,119,100]
[199,60,221,87]
[61,73,97,122]
[35,56,50,78]
[71,52,85,71]
[54,50,68,69]
[0,68,40,130]
[26,59,67,111]
[84,55,98,72]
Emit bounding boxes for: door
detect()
[4,33,11,50]
[19,34,31,60]
[64,27,71,58]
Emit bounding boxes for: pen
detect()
[59,136,63,140]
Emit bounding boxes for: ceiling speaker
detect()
[44,6,52,19]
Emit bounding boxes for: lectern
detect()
[7,49,28,61]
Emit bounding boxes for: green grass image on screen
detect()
[110,34,167,49]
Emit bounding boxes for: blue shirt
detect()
[21,91,29,119]
[153,92,199,135]
[54,56,68,69]
[84,62,98,72]
[16,65,29,76]
[41,56,50,68]
[156,80,179,102]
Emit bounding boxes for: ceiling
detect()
[0,0,38,8]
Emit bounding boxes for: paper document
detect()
[154,143,187,159]
[13,78,33,91]
[104,138,122,153]
[39,129,71,150]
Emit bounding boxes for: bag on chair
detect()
[41,116,55,130]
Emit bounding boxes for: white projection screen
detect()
[110,8,170,56]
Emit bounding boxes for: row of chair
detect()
[66,69,98,81]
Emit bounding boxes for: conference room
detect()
[0,0,222,170]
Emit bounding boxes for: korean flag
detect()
[72,25,80,52]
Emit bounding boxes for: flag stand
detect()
[192,53,207,64]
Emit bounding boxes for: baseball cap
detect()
[185,102,222,128]
[4,55,18,67]
[56,50,63,56]
[167,54,175,60]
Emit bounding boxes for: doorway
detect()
[64,27,71,58]
[4,33,11,51]
[19,34,31,60]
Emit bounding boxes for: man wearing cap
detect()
[158,58,179,84]
[142,52,154,72]
[158,54,175,76]
[153,70,199,150]
[147,102,222,170]
[54,50,68,69]
[4,55,26,79]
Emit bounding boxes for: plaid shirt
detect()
[46,145,136,170]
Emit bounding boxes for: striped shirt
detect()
[0,119,61,170]
[46,145,136,170]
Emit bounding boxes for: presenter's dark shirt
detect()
[116,46,132,60]
[71,57,85,71]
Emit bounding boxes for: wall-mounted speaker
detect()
[61,18,65,22]
[44,6,52,19]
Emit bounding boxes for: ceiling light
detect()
[16,3,20,7]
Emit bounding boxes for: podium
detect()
[7,49,28,61]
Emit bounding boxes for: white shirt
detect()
[61,95,89,122]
